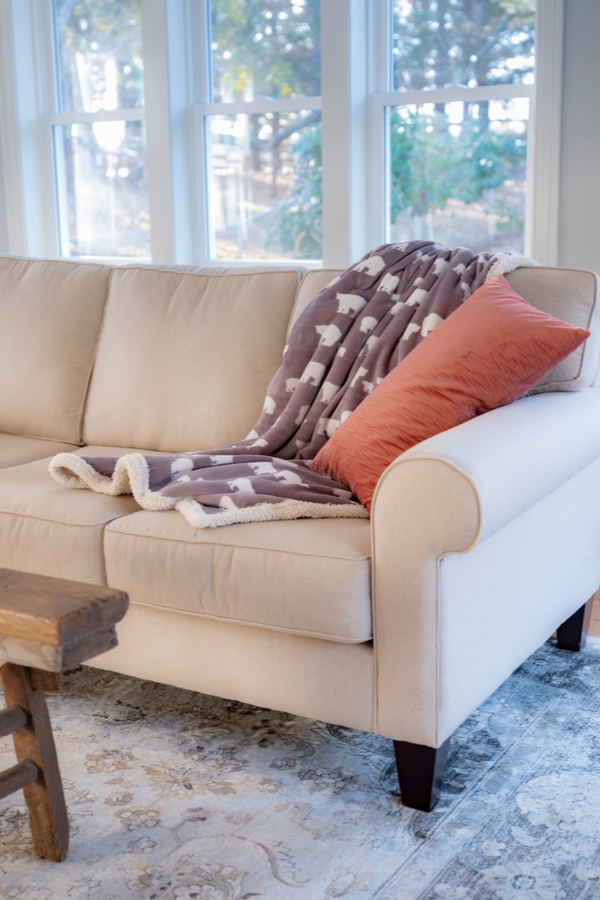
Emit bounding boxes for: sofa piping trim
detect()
[117,597,374,645]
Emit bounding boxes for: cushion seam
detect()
[114,266,302,282]
[0,508,131,528]
[104,525,371,561]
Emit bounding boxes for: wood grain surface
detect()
[1,663,69,861]
[0,568,128,645]
[0,704,28,738]
[0,759,38,801]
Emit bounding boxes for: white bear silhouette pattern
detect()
[300,361,326,386]
[359,316,378,334]
[320,381,340,404]
[171,458,193,477]
[336,293,368,316]
[315,323,342,347]
[353,255,386,277]
[378,273,400,294]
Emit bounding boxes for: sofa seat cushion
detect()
[0,446,152,583]
[104,512,372,643]
[0,434,79,469]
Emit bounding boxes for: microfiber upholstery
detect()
[0,255,111,443]
[83,266,301,451]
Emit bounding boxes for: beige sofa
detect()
[2,253,600,811]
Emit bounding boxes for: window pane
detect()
[392,1,535,91]
[57,121,150,257]
[54,0,144,113]
[389,98,529,254]
[210,0,320,102]
[208,111,322,260]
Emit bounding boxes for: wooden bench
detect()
[0,568,128,861]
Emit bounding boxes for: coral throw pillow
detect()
[310,275,590,511]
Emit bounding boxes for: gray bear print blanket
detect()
[50,241,534,527]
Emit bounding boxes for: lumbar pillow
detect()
[310,275,590,511]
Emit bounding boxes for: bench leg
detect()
[0,663,69,861]
[556,595,595,652]
[393,737,451,811]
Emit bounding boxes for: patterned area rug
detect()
[1,638,600,899]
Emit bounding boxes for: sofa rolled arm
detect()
[370,388,600,747]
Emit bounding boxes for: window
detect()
[374,0,535,255]
[0,0,563,268]
[52,0,150,259]
[201,0,321,261]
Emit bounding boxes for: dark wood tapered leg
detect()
[393,736,451,811]
[556,595,595,652]
[0,663,69,861]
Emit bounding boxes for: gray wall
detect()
[558,0,600,273]
[0,121,9,253]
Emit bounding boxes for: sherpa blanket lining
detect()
[50,241,536,527]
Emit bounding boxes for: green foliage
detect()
[389,104,526,223]
[211,0,320,101]
[386,0,532,242]
[392,0,535,90]
[54,0,143,110]
[390,108,460,220]
[271,0,533,252]
[454,114,526,201]
[269,123,322,259]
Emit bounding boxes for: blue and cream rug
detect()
[1,637,600,899]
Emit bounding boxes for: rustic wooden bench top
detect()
[0,568,129,673]
[0,568,128,646]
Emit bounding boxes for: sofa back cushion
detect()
[0,255,111,444]
[505,267,600,392]
[84,266,301,451]
[293,265,600,391]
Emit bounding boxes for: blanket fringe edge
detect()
[176,497,369,529]
[49,452,177,510]
[49,453,368,527]
[484,254,539,282]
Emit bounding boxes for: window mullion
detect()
[1,0,58,257]
[366,0,392,251]
[47,110,146,125]
[530,0,564,265]
[32,0,61,258]
[190,0,211,263]
[378,85,535,105]
[321,0,369,268]
[199,98,321,116]
[0,0,25,254]
[141,0,194,264]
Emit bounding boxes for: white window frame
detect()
[366,0,564,266]
[190,0,323,267]
[0,0,564,268]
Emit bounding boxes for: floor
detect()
[3,639,600,898]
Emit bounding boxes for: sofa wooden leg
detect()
[393,737,451,811]
[556,595,595,651]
